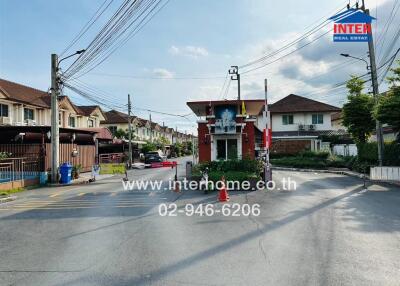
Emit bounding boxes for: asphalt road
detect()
[0,158,399,286]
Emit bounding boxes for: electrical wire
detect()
[62,0,170,80]
[60,0,114,57]
[238,2,350,70]
[241,30,331,75]
[85,72,225,80]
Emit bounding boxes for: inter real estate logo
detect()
[329,8,375,42]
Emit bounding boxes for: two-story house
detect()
[0,78,105,128]
[256,94,341,154]
[100,109,134,136]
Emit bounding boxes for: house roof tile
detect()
[269,94,341,113]
[0,78,50,108]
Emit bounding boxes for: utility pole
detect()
[50,54,59,183]
[361,0,384,166]
[229,66,241,100]
[127,94,132,167]
[149,113,152,142]
[185,130,188,153]
[191,132,195,163]
[50,49,85,183]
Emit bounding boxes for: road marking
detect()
[110,192,117,197]
[0,205,160,211]
[78,192,86,196]
[49,193,60,198]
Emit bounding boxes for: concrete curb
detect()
[272,166,400,187]
[272,166,368,179]
[0,195,17,204]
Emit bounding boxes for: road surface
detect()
[1,158,399,286]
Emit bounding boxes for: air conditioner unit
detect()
[0,116,11,125]
[298,124,305,131]
[25,119,36,126]
[308,124,315,131]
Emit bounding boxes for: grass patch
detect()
[0,187,25,196]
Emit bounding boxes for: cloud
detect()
[236,0,400,106]
[242,81,263,92]
[152,68,174,79]
[168,45,209,58]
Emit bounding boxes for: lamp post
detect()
[340,53,370,70]
[50,49,85,183]
[340,52,384,166]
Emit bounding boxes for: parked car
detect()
[144,153,164,165]
[146,150,167,160]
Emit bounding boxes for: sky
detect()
[0,0,399,135]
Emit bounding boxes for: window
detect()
[312,114,324,124]
[109,126,117,134]
[217,139,238,160]
[282,114,293,125]
[0,104,9,117]
[24,108,34,120]
[68,116,76,127]
[88,119,94,128]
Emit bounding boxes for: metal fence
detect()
[99,153,124,164]
[370,167,400,182]
[0,158,40,184]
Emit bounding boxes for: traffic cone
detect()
[173,180,181,193]
[218,176,229,202]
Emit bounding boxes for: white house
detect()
[256,94,342,154]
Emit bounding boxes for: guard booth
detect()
[187,99,266,163]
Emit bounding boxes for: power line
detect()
[62,0,170,80]
[238,3,349,70]
[63,81,195,122]
[86,72,225,80]
[60,0,115,57]
[241,30,331,75]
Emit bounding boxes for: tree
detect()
[142,142,157,154]
[375,60,400,142]
[114,128,127,139]
[342,76,375,144]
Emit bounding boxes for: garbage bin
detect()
[186,161,192,180]
[59,162,72,184]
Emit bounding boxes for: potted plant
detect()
[72,164,82,179]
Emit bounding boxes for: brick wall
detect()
[242,121,255,159]
[198,123,211,162]
[271,139,312,155]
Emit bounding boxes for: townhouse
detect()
[100,109,191,144]
[0,78,105,128]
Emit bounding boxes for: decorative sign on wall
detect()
[215,105,236,134]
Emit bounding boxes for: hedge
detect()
[358,141,400,166]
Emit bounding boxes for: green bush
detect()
[358,141,400,166]
[142,142,157,154]
[326,155,346,168]
[270,157,327,169]
[299,150,330,159]
[208,170,259,182]
[197,159,263,174]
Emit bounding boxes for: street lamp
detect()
[340,53,370,70]
[58,49,85,66]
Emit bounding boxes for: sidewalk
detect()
[272,166,400,186]
[0,172,119,204]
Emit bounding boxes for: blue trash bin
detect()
[59,162,72,184]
